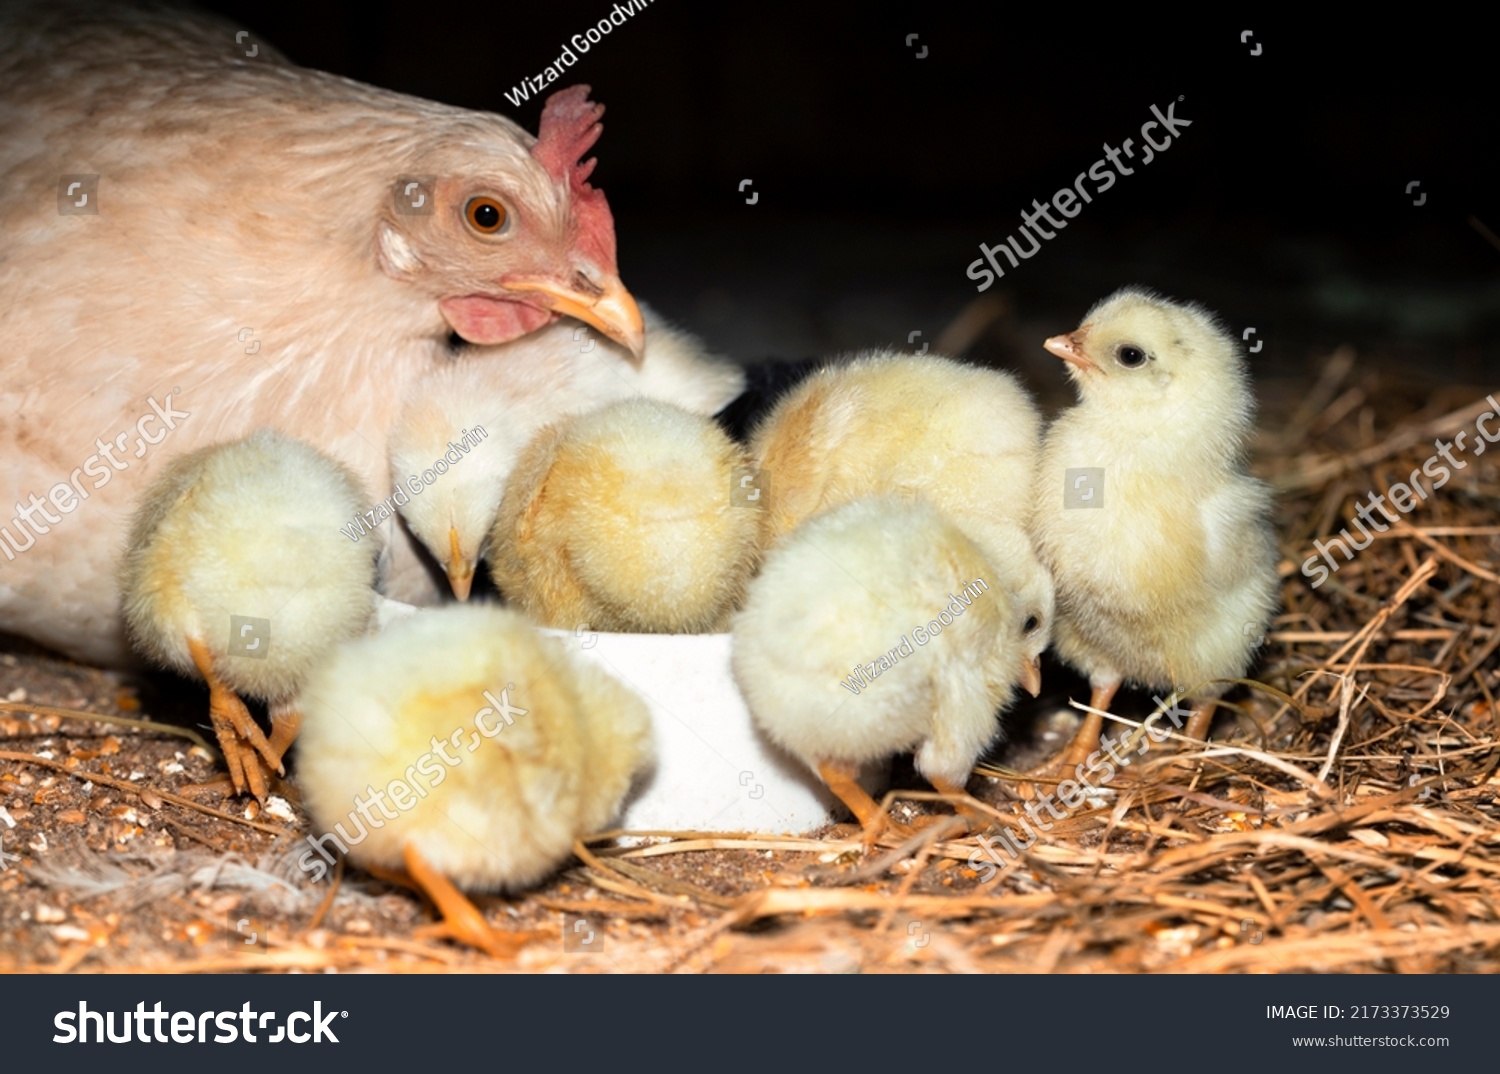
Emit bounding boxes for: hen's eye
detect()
[1117,345,1148,368]
[1023,615,1041,634]
[465,196,509,235]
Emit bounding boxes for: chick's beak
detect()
[446,527,475,602]
[501,271,645,361]
[1044,327,1099,373]
[1019,655,1042,698]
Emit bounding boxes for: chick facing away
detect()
[732,496,1045,843]
[748,351,1055,679]
[389,306,745,600]
[489,398,761,633]
[119,429,378,800]
[295,603,653,957]
[1031,287,1278,770]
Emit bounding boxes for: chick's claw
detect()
[187,636,281,800]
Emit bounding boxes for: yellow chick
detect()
[731,496,1045,843]
[388,306,744,600]
[488,398,761,633]
[294,603,653,958]
[749,350,1053,688]
[1031,287,1278,770]
[119,430,378,800]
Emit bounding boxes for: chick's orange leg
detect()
[265,698,303,773]
[402,844,529,960]
[818,760,898,847]
[1013,680,1120,803]
[1024,679,1119,785]
[1155,699,1219,784]
[928,775,989,833]
[187,637,280,800]
[1183,700,1217,743]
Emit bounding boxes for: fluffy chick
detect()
[489,399,760,633]
[732,496,1044,842]
[1032,287,1278,768]
[749,350,1054,686]
[119,430,378,800]
[388,307,744,599]
[295,603,653,957]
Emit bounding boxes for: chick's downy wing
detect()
[1186,475,1278,674]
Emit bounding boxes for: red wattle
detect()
[439,296,558,345]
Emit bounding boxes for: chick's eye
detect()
[465,196,509,235]
[1023,615,1041,634]
[1117,345,1148,368]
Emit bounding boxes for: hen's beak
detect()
[1019,655,1042,699]
[1044,328,1099,373]
[447,528,475,602]
[502,271,645,361]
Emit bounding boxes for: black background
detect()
[192,1,1500,385]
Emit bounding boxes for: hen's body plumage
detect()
[0,3,709,663]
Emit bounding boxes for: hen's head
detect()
[377,85,644,358]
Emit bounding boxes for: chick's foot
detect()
[264,698,303,774]
[927,776,989,834]
[400,844,531,961]
[1153,699,1218,783]
[818,760,901,849]
[1016,680,1118,799]
[187,637,282,801]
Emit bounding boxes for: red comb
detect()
[532,84,605,198]
[531,84,618,273]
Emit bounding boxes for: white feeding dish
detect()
[370,599,860,833]
[545,629,860,834]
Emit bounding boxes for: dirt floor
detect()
[1,350,1497,974]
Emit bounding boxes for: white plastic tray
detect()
[373,598,859,833]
